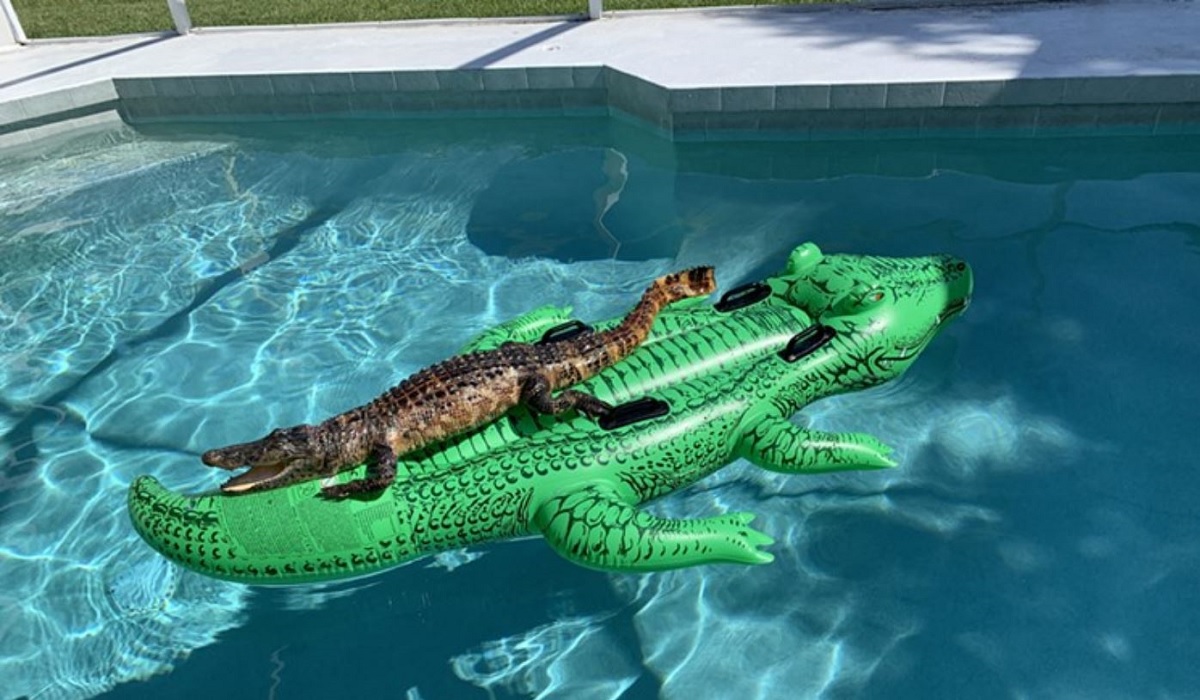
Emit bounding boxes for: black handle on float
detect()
[779,325,837,363]
[714,281,772,313]
[538,320,593,345]
[599,397,671,431]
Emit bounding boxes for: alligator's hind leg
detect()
[320,443,398,500]
[739,415,896,473]
[534,483,774,572]
[521,375,613,419]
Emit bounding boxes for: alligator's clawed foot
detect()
[320,479,390,501]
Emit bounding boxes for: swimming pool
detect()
[2,113,1199,699]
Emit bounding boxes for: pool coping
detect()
[2,1,1200,150]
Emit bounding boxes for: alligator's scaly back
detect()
[201,267,715,497]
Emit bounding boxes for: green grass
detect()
[12,0,842,39]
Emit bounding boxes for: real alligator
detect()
[201,267,716,498]
[129,243,972,584]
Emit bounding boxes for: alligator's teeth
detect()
[221,463,287,492]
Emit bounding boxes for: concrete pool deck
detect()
[1,0,1199,148]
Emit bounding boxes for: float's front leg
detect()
[740,415,896,473]
[534,483,774,572]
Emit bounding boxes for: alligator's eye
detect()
[865,290,885,303]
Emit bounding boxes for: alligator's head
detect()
[773,242,973,388]
[201,424,323,493]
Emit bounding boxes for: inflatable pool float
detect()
[129,243,972,584]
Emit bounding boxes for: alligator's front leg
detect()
[739,415,897,473]
[534,483,774,572]
[321,443,398,500]
[521,375,613,419]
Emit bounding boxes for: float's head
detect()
[775,242,973,386]
[201,424,323,493]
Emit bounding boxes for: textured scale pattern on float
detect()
[128,242,973,584]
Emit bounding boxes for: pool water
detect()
[2,115,1199,699]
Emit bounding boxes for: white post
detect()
[588,0,603,20]
[166,0,192,34]
[1,0,28,45]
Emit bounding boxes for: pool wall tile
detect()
[1036,105,1099,132]
[393,71,439,91]
[229,75,275,96]
[310,73,354,95]
[830,84,886,109]
[863,108,924,136]
[308,93,352,113]
[572,66,604,89]
[268,73,313,95]
[526,67,574,89]
[994,78,1065,106]
[5,67,1200,150]
[150,77,195,99]
[775,85,831,110]
[481,68,529,91]
[350,72,397,93]
[721,87,774,112]
[885,82,945,108]
[190,76,235,98]
[974,106,1039,136]
[113,78,156,99]
[607,70,671,129]
[943,81,1006,107]
[436,70,484,91]
[669,89,720,113]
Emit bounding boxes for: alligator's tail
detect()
[596,266,716,361]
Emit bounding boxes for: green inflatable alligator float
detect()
[128,243,972,584]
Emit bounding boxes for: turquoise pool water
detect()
[2,115,1199,699]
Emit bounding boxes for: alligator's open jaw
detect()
[221,463,289,493]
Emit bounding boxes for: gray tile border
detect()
[775,85,831,110]
[4,68,1200,150]
[435,70,484,91]
[863,108,924,135]
[310,73,354,95]
[943,80,1007,107]
[351,71,397,93]
[393,71,439,91]
[269,73,313,96]
[974,106,1039,136]
[481,68,529,91]
[573,66,604,89]
[113,78,156,99]
[1035,105,1099,132]
[885,82,945,109]
[994,78,1065,106]
[149,77,195,99]
[721,87,774,112]
[229,75,275,96]
[831,84,886,109]
[190,75,235,98]
[526,67,574,89]
[669,88,720,113]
